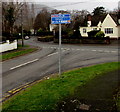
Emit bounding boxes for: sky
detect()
[4,0,120,12]
[40,1,119,12]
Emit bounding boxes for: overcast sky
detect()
[34,0,119,12]
[5,0,120,12]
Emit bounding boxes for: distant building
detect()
[79,14,120,39]
[49,24,57,32]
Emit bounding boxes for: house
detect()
[49,24,57,32]
[79,14,120,39]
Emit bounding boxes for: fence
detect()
[0,40,17,53]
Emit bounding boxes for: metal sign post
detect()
[59,23,61,75]
[51,14,71,76]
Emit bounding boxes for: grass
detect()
[2,62,120,111]
[17,44,29,48]
[0,44,37,61]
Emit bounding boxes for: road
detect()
[2,37,118,97]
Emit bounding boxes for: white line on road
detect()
[43,46,118,54]
[111,51,117,53]
[65,48,70,50]
[104,50,110,53]
[92,50,97,51]
[10,59,39,70]
[47,52,58,57]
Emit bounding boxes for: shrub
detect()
[87,30,100,37]
[13,33,20,39]
[37,30,53,36]
[38,28,43,32]
[68,31,73,38]
[95,31,105,38]
[2,31,17,41]
[1,36,7,43]
[38,35,54,42]
[72,30,81,39]
[23,30,31,37]
[2,31,10,40]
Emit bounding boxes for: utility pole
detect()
[21,8,24,47]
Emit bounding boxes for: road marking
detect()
[47,52,58,57]
[10,59,39,70]
[104,50,110,53]
[43,46,118,53]
[65,48,70,50]
[111,51,117,53]
[92,50,97,51]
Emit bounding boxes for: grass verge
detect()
[2,62,120,111]
[0,44,37,61]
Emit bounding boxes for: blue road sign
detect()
[51,14,71,24]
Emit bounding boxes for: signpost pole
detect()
[51,14,70,76]
[59,23,61,76]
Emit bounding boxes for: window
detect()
[105,28,113,34]
[83,28,87,33]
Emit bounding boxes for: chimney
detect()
[87,14,92,27]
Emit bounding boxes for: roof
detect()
[91,14,106,26]
[110,14,119,25]
[80,13,119,27]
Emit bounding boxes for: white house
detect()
[80,14,120,39]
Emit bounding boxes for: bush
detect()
[37,30,53,36]
[55,29,81,39]
[95,31,105,38]
[2,31,10,40]
[38,35,54,42]
[13,33,20,39]
[72,30,81,39]
[0,36,7,43]
[2,31,17,41]
[87,30,100,37]
[23,30,31,37]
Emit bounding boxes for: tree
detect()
[2,2,24,40]
[33,8,51,31]
[71,10,89,30]
[92,7,106,16]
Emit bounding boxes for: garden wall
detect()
[54,37,110,44]
[0,40,17,53]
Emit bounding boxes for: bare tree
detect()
[34,8,51,31]
[2,2,24,40]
